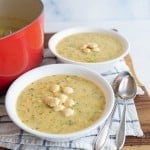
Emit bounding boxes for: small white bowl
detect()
[5,64,114,141]
[48,27,129,73]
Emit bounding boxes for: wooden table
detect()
[0,34,150,150]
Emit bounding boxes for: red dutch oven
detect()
[0,0,44,95]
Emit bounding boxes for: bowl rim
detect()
[48,27,130,65]
[5,64,115,141]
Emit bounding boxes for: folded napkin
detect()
[0,48,144,150]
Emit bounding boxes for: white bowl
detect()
[5,64,114,141]
[48,27,129,73]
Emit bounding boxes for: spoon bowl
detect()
[117,73,137,99]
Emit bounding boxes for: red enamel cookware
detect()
[0,0,44,95]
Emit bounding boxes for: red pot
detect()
[0,0,44,94]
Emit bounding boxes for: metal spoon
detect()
[113,71,137,150]
[94,72,129,150]
[93,102,117,150]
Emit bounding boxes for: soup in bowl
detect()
[48,27,129,73]
[5,64,114,141]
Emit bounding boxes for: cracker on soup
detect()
[16,75,106,134]
[56,33,124,63]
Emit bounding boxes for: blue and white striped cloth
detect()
[0,49,144,150]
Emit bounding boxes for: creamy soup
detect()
[0,26,18,38]
[0,18,29,38]
[16,75,106,134]
[56,33,124,63]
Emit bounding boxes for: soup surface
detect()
[0,18,28,38]
[56,33,124,63]
[16,75,106,134]
[0,26,18,38]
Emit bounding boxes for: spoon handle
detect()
[116,102,127,150]
[94,102,117,150]
[94,116,112,149]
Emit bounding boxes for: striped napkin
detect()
[0,48,144,150]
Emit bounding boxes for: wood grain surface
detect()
[0,33,149,150]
